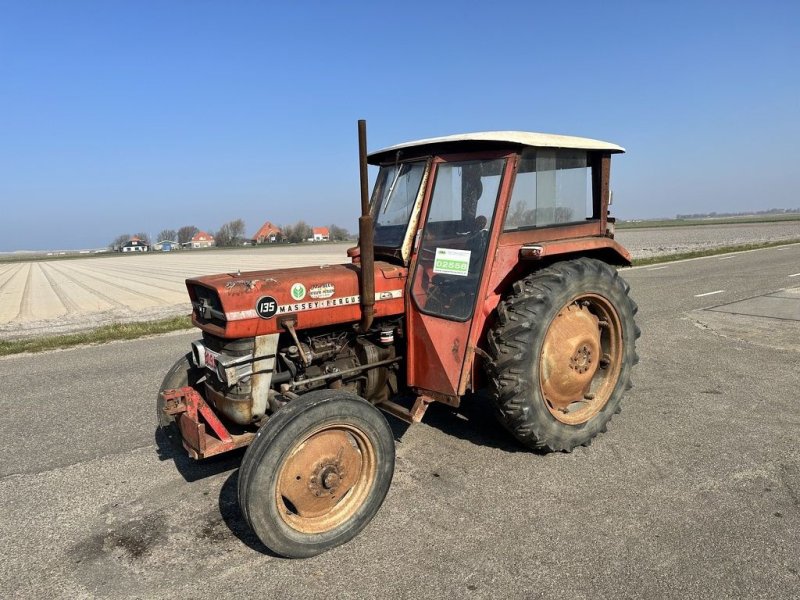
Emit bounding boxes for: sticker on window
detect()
[433,248,471,277]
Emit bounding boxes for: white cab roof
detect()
[368,131,624,163]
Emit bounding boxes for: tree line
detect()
[676,208,800,219]
[110,220,350,249]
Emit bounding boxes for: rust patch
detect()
[224,278,279,295]
[224,280,258,293]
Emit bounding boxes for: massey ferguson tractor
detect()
[158,121,639,558]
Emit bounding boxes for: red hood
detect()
[186,261,407,338]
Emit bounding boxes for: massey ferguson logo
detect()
[256,296,278,319]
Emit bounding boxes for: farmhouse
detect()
[312,226,330,242]
[120,237,149,252]
[252,221,282,244]
[188,231,215,248]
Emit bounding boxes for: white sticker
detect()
[309,283,335,299]
[433,248,471,277]
[290,283,306,301]
[376,289,403,300]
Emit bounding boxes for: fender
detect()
[518,236,631,265]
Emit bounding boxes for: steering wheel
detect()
[459,215,488,248]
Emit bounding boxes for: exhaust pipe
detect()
[357,119,375,334]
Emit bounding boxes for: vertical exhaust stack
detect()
[357,119,375,333]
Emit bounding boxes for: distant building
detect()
[252,221,282,244]
[187,231,215,248]
[312,226,330,242]
[120,237,149,253]
[153,240,178,252]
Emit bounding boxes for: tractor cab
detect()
[365,132,629,405]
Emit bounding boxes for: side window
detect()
[505,149,592,230]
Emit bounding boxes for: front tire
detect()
[157,353,200,446]
[238,390,395,558]
[486,258,640,452]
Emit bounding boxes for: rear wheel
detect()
[486,258,640,452]
[238,390,395,558]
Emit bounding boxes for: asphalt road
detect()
[1,244,799,599]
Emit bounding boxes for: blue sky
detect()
[1,0,798,251]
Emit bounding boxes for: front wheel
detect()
[157,352,201,446]
[486,258,640,452]
[238,390,395,558]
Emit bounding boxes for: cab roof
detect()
[368,131,625,164]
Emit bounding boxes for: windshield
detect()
[371,161,426,248]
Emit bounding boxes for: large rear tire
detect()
[238,390,395,558]
[486,258,640,452]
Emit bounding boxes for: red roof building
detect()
[312,227,330,242]
[190,231,215,248]
[252,221,282,244]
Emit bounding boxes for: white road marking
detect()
[789,273,800,278]
[718,256,734,260]
[648,266,668,271]
[695,290,725,297]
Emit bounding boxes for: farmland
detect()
[1,220,799,340]
[0,243,350,339]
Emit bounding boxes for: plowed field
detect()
[2,220,798,339]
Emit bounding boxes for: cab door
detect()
[405,154,514,398]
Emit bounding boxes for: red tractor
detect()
[159,121,639,557]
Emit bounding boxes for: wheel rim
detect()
[275,424,377,534]
[539,294,623,425]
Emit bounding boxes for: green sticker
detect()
[290,282,306,300]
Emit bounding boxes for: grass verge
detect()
[630,239,800,267]
[0,315,192,357]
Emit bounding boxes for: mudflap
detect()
[161,386,255,459]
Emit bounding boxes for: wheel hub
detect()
[540,303,602,412]
[309,460,346,497]
[569,344,593,374]
[322,468,341,490]
[277,429,363,519]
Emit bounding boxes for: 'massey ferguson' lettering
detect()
[228,289,403,321]
[278,295,360,314]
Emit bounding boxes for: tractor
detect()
[158,121,639,558]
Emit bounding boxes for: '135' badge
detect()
[256,296,278,319]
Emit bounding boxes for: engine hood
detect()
[186,261,407,338]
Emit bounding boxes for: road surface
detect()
[1,244,798,598]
